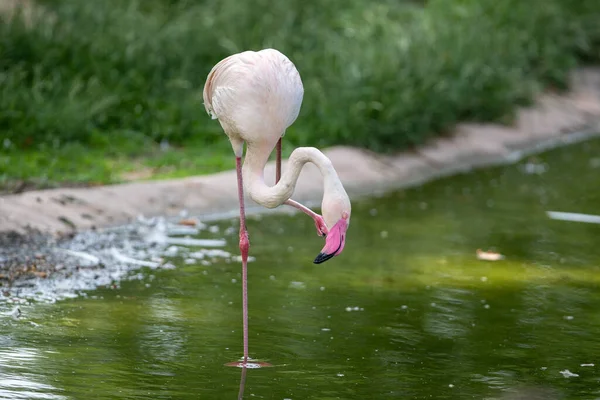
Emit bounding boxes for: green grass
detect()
[0,131,296,193]
[1,0,600,191]
[0,134,237,193]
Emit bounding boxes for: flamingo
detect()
[203,48,351,366]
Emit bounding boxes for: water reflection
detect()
[139,297,186,364]
[0,346,67,399]
[238,367,247,400]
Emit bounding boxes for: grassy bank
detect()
[1,0,599,191]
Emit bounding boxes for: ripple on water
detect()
[0,347,67,399]
[224,360,274,369]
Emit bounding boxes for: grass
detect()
[1,0,600,191]
[0,130,298,193]
[0,130,296,193]
[0,134,241,193]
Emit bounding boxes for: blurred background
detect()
[1,0,600,191]
[3,3,600,399]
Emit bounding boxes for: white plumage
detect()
[203,49,304,157]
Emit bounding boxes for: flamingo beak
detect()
[313,218,348,264]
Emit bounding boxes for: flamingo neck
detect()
[242,144,346,213]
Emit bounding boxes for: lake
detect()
[2,138,600,399]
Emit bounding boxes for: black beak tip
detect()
[313,252,334,264]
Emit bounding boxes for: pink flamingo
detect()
[203,48,351,366]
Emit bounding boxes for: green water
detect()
[3,139,600,399]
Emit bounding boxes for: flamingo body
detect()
[203,49,303,157]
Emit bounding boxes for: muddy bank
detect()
[0,215,243,303]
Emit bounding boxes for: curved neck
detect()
[242,144,343,209]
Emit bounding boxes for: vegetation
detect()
[1,0,599,190]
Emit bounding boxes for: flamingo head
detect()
[313,210,350,264]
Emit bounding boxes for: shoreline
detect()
[1,68,600,238]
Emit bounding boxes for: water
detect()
[2,139,600,399]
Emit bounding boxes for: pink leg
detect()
[236,156,250,364]
[284,199,328,236]
[276,138,282,184]
[224,156,273,368]
[276,138,328,236]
